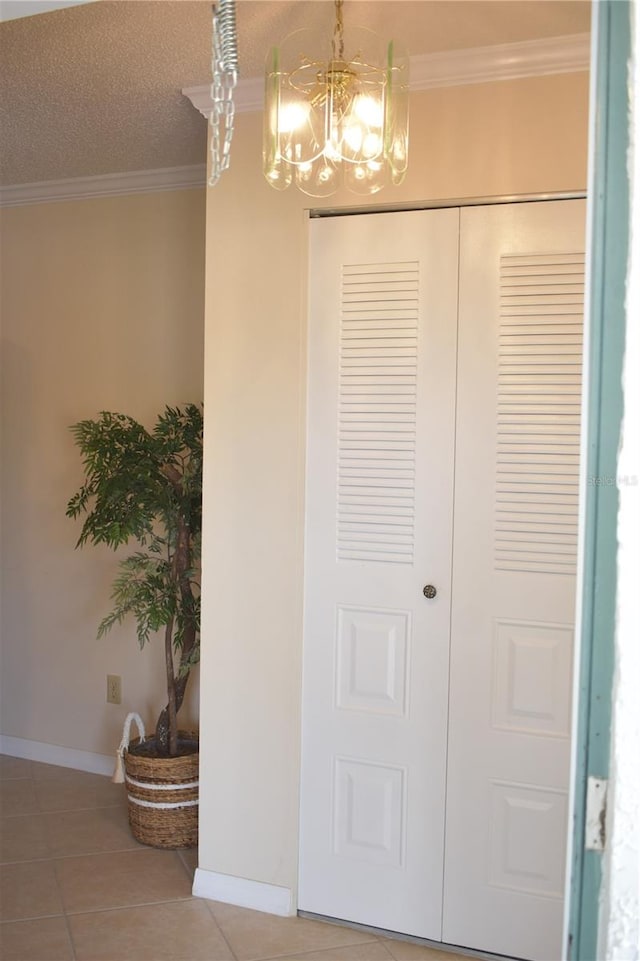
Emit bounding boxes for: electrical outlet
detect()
[106,674,121,705]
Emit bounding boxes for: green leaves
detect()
[67,404,203,669]
[97,551,176,649]
[67,412,165,549]
[66,406,204,553]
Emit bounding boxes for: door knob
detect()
[423,585,437,599]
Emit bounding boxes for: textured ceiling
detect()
[0,0,591,187]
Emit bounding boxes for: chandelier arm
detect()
[287,59,385,98]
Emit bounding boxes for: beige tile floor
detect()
[0,755,471,961]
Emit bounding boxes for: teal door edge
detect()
[567,2,630,958]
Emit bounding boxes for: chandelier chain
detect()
[209,0,238,187]
[333,0,345,61]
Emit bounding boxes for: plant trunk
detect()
[155,614,196,754]
[155,673,189,754]
[155,513,197,756]
[163,617,178,756]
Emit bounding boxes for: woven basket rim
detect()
[126,732,199,759]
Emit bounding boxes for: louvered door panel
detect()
[338,262,418,564]
[496,253,584,574]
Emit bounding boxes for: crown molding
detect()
[0,164,206,209]
[0,1,99,22]
[410,32,589,90]
[183,78,263,118]
[183,32,590,118]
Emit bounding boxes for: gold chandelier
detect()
[263,0,409,197]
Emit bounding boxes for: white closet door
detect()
[443,200,585,959]
[299,209,459,937]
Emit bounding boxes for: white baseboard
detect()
[193,867,295,917]
[0,735,114,777]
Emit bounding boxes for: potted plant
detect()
[66,403,203,848]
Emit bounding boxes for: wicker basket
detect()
[124,734,199,849]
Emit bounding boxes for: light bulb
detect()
[353,94,383,127]
[343,123,364,152]
[324,141,340,161]
[363,132,382,158]
[278,102,310,134]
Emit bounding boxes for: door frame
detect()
[566,2,631,958]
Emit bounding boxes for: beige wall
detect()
[198,73,590,898]
[0,189,205,758]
